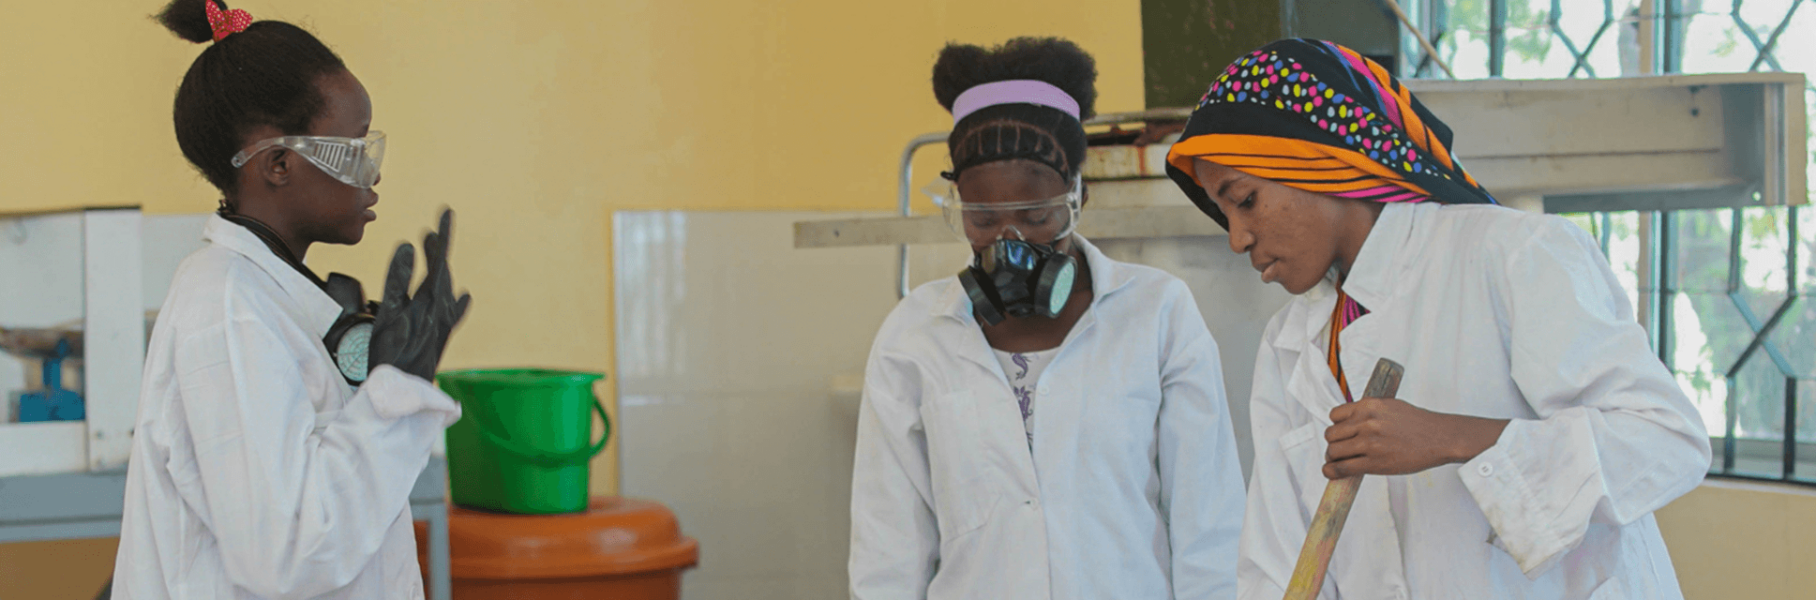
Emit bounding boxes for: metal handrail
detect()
[893,109,1194,297]
[895,133,948,298]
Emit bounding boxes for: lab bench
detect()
[0,457,453,600]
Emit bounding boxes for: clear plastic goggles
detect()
[231,131,386,190]
[925,175,1082,246]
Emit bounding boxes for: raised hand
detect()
[369,208,473,382]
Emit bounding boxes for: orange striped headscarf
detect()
[1165,39,1495,231]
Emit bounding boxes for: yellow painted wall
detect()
[0,1,1140,597]
[1655,480,1816,599]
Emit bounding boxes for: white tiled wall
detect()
[614,211,911,600]
[613,211,1288,600]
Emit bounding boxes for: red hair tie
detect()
[205,1,253,41]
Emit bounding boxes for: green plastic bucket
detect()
[437,369,609,515]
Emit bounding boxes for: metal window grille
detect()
[1404,0,1816,484]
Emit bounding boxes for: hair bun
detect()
[932,37,1098,120]
[156,0,222,44]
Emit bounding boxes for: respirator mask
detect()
[926,175,1083,325]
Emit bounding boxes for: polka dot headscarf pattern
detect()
[205,0,253,42]
[1165,39,1496,230]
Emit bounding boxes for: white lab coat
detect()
[113,216,461,600]
[1240,202,1710,600]
[850,237,1245,600]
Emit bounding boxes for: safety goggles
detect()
[231,131,386,190]
[925,174,1082,246]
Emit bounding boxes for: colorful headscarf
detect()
[1165,39,1496,231]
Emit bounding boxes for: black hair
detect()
[156,0,346,202]
[932,37,1097,180]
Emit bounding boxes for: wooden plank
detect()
[1081,206,1224,238]
[794,214,950,248]
[1082,144,1173,180]
[1465,151,1742,197]
[1085,178,1195,209]
[1789,82,1808,205]
[1765,81,1809,206]
[795,206,1221,249]
[1420,85,1725,159]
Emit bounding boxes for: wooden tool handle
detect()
[1282,358,1404,600]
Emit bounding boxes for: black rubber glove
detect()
[369,208,473,382]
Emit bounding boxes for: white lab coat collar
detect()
[1270,202,1427,353]
[203,215,342,338]
[1341,201,1422,312]
[932,235,1135,322]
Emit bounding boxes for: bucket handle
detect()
[471,400,612,467]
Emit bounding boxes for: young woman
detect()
[1166,39,1710,598]
[113,1,470,598]
[849,38,1245,600]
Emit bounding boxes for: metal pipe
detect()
[1598,212,1612,256]
[1728,208,1744,294]
[897,132,949,298]
[1764,80,1789,206]
[1657,210,1675,370]
[1791,205,1801,291]
[1725,372,1738,472]
[428,508,451,600]
[1084,108,1197,124]
[1489,0,1507,76]
[1637,212,1657,345]
[1723,207,1745,476]
[1785,377,1797,479]
[1661,0,1680,74]
[1787,206,1802,479]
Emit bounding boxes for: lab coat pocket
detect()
[1278,422,1329,520]
[920,389,1002,539]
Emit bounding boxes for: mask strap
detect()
[218,211,326,288]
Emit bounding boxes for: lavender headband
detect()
[951,80,1081,123]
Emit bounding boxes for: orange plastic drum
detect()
[416,496,699,600]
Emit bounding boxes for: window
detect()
[1407,0,1816,484]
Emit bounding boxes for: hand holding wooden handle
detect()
[1282,358,1404,600]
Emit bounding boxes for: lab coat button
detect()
[1477,463,1494,477]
